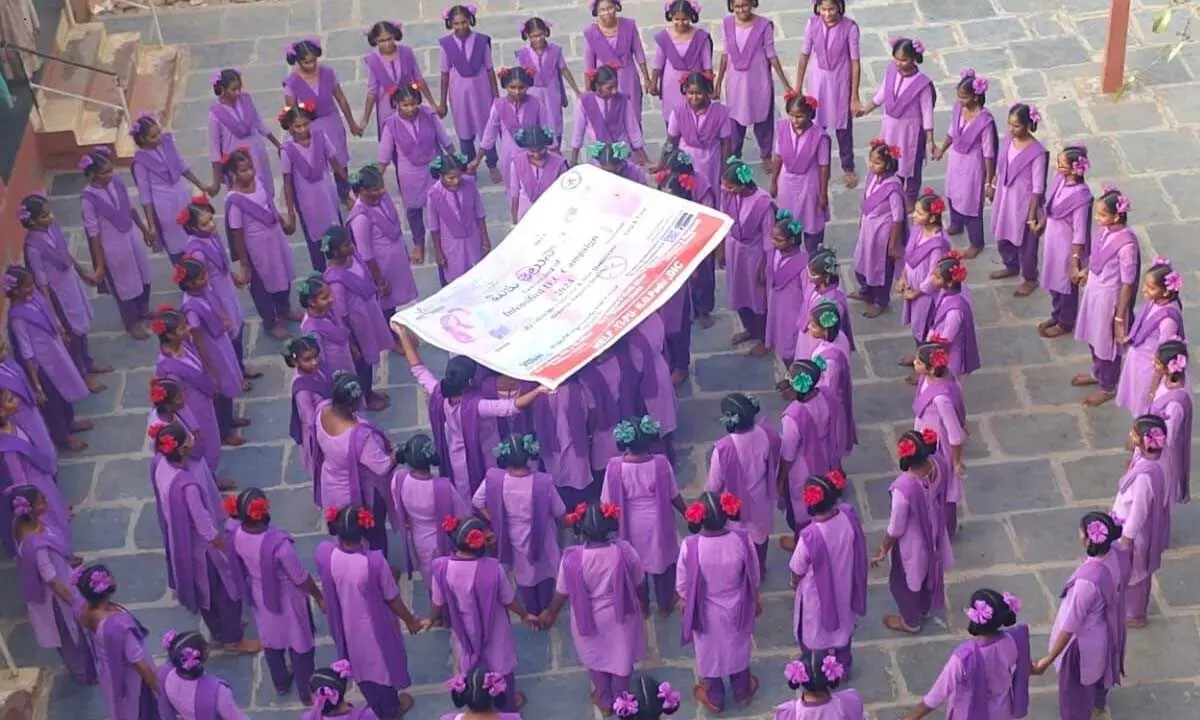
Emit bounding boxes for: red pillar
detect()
[1101,0,1133,93]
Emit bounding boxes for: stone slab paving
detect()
[14,0,1200,717]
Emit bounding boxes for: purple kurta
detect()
[1150,382,1192,505]
[159,666,246,720]
[1075,227,1140,362]
[801,16,860,131]
[508,152,567,221]
[479,96,544,185]
[707,423,781,544]
[300,311,354,376]
[290,368,329,482]
[284,65,350,165]
[378,107,450,211]
[765,248,810,357]
[811,339,856,460]
[364,45,423,133]
[991,137,1047,244]
[923,627,1031,719]
[0,428,69,548]
[430,555,517,676]
[225,180,295,293]
[1116,301,1184,415]
[516,42,568,140]
[1041,175,1092,294]
[628,315,676,434]
[666,101,730,193]
[944,104,997,218]
[347,196,418,309]
[182,290,243,399]
[313,402,391,510]
[325,256,394,362]
[208,93,276,198]
[654,29,713,128]
[721,188,774,313]
[773,690,865,720]
[185,231,246,333]
[0,359,54,476]
[584,19,646,122]
[157,345,222,471]
[533,378,592,491]
[789,504,867,650]
[721,15,777,126]
[440,32,494,141]
[570,92,644,152]
[281,131,342,254]
[427,176,486,284]
[1111,452,1168,587]
[230,524,314,652]
[901,227,950,340]
[133,132,192,255]
[25,223,93,337]
[773,122,830,234]
[854,174,905,285]
[15,526,80,649]
[913,377,968,506]
[886,470,953,602]
[389,471,468,580]
[92,609,154,720]
[472,469,564,586]
[1050,551,1127,693]
[8,294,88,401]
[555,541,646,675]
[780,395,832,528]
[601,455,680,574]
[81,178,151,301]
[872,65,934,180]
[676,530,760,677]
[928,290,981,376]
[793,283,854,362]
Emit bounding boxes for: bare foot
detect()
[72,419,95,432]
[693,683,721,714]
[1041,325,1069,339]
[270,326,291,341]
[397,693,414,715]
[87,378,107,394]
[778,535,796,552]
[730,331,752,346]
[962,246,982,259]
[513,691,527,711]
[240,380,253,392]
[747,343,769,358]
[233,417,252,428]
[1013,281,1038,297]
[989,268,1018,280]
[1126,617,1148,629]
[670,369,688,386]
[1037,318,1056,332]
[739,673,760,707]
[90,363,115,374]
[366,393,390,411]
[63,436,88,452]
[883,614,921,634]
[128,324,150,341]
[696,314,715,329]
[242,369,264,380]
[222,435,246,447]
[898,355,915,367]
[842,171,858,189]
[217,477,238,491]
[69,555,84,568]
[224,638,263,654]
[862,304,884,318]
[1083,389,1115,407]
[1071,374,1098,387]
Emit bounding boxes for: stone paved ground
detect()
[12,0,1200,717]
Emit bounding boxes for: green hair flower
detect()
[611,142,631,161]
[319,231,335,253]
[787,219,804,235]
[430,156,445,172]
[791,372,814,394]
[586,141,606,159]
[638,414,661,435]
[719,411,740,430]
[454,152,468,165]
[812,355,828,371]
[820,252,839,276]
[514,128,528,143]
[613,420,637,445]
[775,208,794,222]
[421,443,438,459]
[522,434,540,456]
[748,396,761,411]
[677,150,693,164]
[542,125,555,136]
[492,440,511,458]
[734,163,754,185]
[818,310,839,329]
[348,171,361,187]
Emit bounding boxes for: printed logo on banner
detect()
[440,309,475,343]
[560,171,583,190]
[674,212,694,230]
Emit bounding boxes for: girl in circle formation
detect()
[7,1,1188,719]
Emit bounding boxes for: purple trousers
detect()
[54,602,98,685]
[1126,578,1152,621]
[39,367,76,449]
[233,326,248,376]
[248,272,292,330]
[945,501,957,541]
[637,564,677,613]
[459,138,498,170]
[588,670,631,712]
[948,205,985,250]
[1058,641,1109,720]
[1049,287,1079,331]
[691,256,716,318]
[888,548,933,629]
[855,256,896,308]
[901,142,927,206]
[803,231,825,256]
[355,356,376,398]
[66,332,95,376]
[732,111,775,161]
[359,680,403,720]
[754,540,768,576]
[1089,347,1122,392]
[406,208,426,249]
[362,493,389,557]
[665,325,691,374]
[199,558,245,645]
[112,281,151,332]
[215,395,234,442]
[519,577,556,616]
[305,238,327,273]
[997,232,1040,283]
[834,124,855,173]
[735,308,766,342]
[703,669,753,711]
[264,647,316,704]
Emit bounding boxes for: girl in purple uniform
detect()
[794,247,854,364]
[720,156,776,358]
[770,92,830,253]
[149,376,235,492]
[653,1,713,132]
[444,666,524,720]
[0,399,71,561]
[156,631,248,719]
[376,83,451,249]
[930,70,996,259]
[571,65,648,167]
[225,489,324,704]
[851,139,905,318]
[764,209,811,367]
[708,393,779,571]
[208,69,281,197]
[777,361,832,546]
[1149,340,1191,505]
[472,66,543,186]
[508,125,567,223]
[284,39,361,183]
[77,565,160,719]
[585,0,652,127]
[427,151,492,286]
[1116,259,1185,417]
[613,674,683,720]
[777,653,863,720]
[439,4,499,173]
[912,340,968,539]
[516,17,581,147]
[279,101,350,272]
[299,274,356,383]
[717,0,793,163]
[1114,415,1171,628]
[360,21,434,138]
[988,103,1047,297]
[796,0,862,189]
[389,434,470,583]
[79,148,153,339]
[898,189,951,375]
[925,254,981,378]
[305,663,377,720]
[347,165,419,317]
[664,72,729,195]
[1036,144,1092,338]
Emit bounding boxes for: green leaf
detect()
[1167,40,1185,62]
[1152,7,1173,33]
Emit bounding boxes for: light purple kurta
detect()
[801,16,860,131]
[765,248,809,357]
[854,174,905,285]
[793,284,853,363]
[722,188,774,313]
[1152,382,1191,506]
[923,634,1021,718]
[1075,228,1139,361]
[208,92,276,198]
[886,472,954,592]
[471,473,566,586]
[300,311,355,376]
[675,530,760,677]
[1115,301,1182,415]
[327,256,394,361]
[431,557,518,675]
[231,526,314,652]
[326,547,403,686]
[157,345,222,472]
[722,16,777,126]
[440,32,494,140]
[666,102,730,192]
[1111,452,1165,587]
[426,176,487,283]
[294,373,323,479]
[991,138,1047,245]
[314,404,392,510]
[780,396,832,525]
[774,122,830,234]
[586,357,623,470]
[707,426,774,544]
[508,153,567,221]
[348,196,418,309]
[153,457,238,611]
[516,42,568,140]
[93,611,151,720]
[585,19,646,122]
[541,380,594,491]
[913,377,967,505]
[9,295,89,401]
[284,65,351,166]
[281,132,341,251]
[1049,551,1125,682]
[872,67,934,180]
[145,407,221,511]
[901,228,949,337]
[81,179,151,301]
[944,105,997,217]
[132,136,192,255]
[226,181,295,293]
[19,526,80,648]
[391,472,470,580]
[654,30,713,128]
[773,691,866,720]
[0,361,54,467]
[364,45,424,132]
[184,231,246,332]
[810,339,853,460]
[161,668,247,720]
[479,96,544,186]
[629,314,677,434]
[25,224,93,336]
[555,541,646,675]
[378,108,451,211]
[789,510,858,649]
[570,93,645,151]
[600,457,681,574]
[1040,176,1092,295]
[183,291,242,399]
[3,428,69,540]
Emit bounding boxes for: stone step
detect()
[112,44,185,158]
[30,23,105,134]
[85,31,141,131]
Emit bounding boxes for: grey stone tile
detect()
[752,594,795,649]
[239,397,295,443]
[511,670,594,718]
[1089,101,1169,133]
[47,673,106,720]
[1007,37,1090,69]
[976,325,1051,366]
[946,572,1049,631]
[959,18,1030,46]
[990,411,1084,456]
[101,552,169,603]
[945,518,1019,570]
[133,503,164,551]
[694,352,778,392]
[224,444,287,490]
[843,427,895,479]
[1119,130,1200,174]
[961,458,1063,514]
[1106,680,1200,717]
[57,461,96,507]
[1011,506,1106,563]
[1123,616,1200,682]
[1020,365,1091,407]
[71,506,132,552]
[95,457,154,502]
[1060,451,1129,502]
[961,370,1025,413]
[263,486,320,535]
[76,412,155,458]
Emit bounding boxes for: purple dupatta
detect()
[439,33,491,77]
[996,136,1048,189]
[882,64,934,119]
[385,107,443,166]
[722,15,771,72]
[427,386,485,492]
[713,421,780,507]
[483,468,554,565]
[654,28,712,71]
[390,472,456,578]
[948,104,996,155]
[680,530,756,644]
[81,179,134,233]
[1150,387,1192,503]
[888,472,945,610]
[1088,228,1140,281]
[948,624,1031,719]
[209,94,261,139]
[675,102,730,148]
[231,525,293,614]
[430,555,502,671]
[282,132,330,183]
[1128,301,1184,348]
[157,345,215,398]
[289,369,331,446]
[796,502,867,635]
[16,529,70,603]
[931,292,981,374]
[156,665,224,720]
[1060,554,1127,691]
[580,92,629,144]
[133,132,187,185]
[860,174,904,215]
[584,19,637,68]
[780,125,827,175]
[24,224,74,274]
[721,190,773,245]
[561,541,638,636]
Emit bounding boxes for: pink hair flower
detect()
[161,629,178,650]
[911,38,925,54]
[613,692,640,717]
[315,686,341,706]
[959,67,976,78]
[657,681,681,711]
[10,496,31,517]
[1002,592,1022,615]
[1115,194,1131,214]
[15,205,31,223]
[1109,512,1125,527]
[482,672,506,697]
[1070,156,1090,175]
[1167,354,1188,375]
[445,674,466,692]
[821,655,846,682]
[76,154,96,171]
[1164,270,1182,293]
[1102,183,1120,195]
[1027,104,1041,124]
[330,659,352,678]
[965,599,994,625]
[179,647,202,670]
[1144,426,1166,450]
[89,570,114,594]
[972,76,989,95]
[1086,520,1109,544]
[1152,255,1171,267]
[784,659,809,685]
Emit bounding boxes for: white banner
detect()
[391,164,732,388]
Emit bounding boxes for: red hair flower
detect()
[803,95,819,110]
[147,422,166,440]
[868,138,886,148]
[585,69,598,81]
[921,428,939,447]
[929,197,946,215]
[175,208,191,226]
[950,264,968,283]
[410,79,426,91]
[654,169,670,186]
[172,265,188,284]
[564,510,582,526]
[897,438,918,459]
[150,318,168,335]
[719,492,741,517]
[678,72,692,87]
[189,194,208,207]
[325,507,339,523]
[888,145,902,159]
[277,106,292,123]
[356,508,376,529]
[222,494,239,518]
[826,469,847,490]
[157,434,179,455]
[246,498,270,522]
[465,528,486,550]
[235,145,250,155]
[384,85,398,99]
[922,187,936,197]
[677,173,696,191]
[605,61,619,70]
[802,485,825,507]
[298,100,316,114]
[441,515,460,532]
[219,152,231,165]
[928,332,950,346]
[783,88,799,102]
[600,503,621,520]
[684,502,706,525]
[573,502,588,517]
[930,348,950,369]
[150,382,168,405]
[945,249,963,261]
